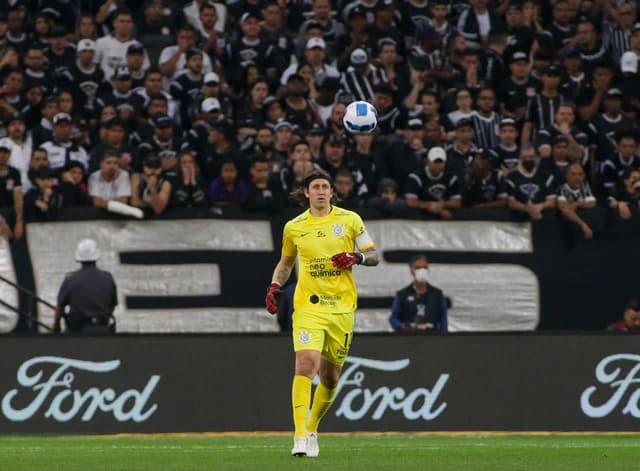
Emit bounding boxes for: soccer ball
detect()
[343,101,378,134]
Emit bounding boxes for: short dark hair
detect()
[304,170,332,188]
[409,254,428,268]
[616,130,637,143]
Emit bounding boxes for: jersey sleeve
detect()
[281,221,297,258]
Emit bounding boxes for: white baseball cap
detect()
[621,51,638,74]
[77,39,96,52]
[427,146,447,162]
[204,71,220,85]
[306,37,326,50]
[201,97,221,112]
[75,238,100,262]
[350,48,369,66]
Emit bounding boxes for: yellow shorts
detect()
[292,310,354,366]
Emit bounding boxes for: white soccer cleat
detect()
[291,437,307,457]
[306,432,319,457]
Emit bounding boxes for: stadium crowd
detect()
[0,0,639,240]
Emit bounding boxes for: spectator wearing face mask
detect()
[389,254,448,333]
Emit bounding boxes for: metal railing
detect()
[0,274,54,332]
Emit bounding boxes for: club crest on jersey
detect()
[299,331,311,344]
[332,224,345,237]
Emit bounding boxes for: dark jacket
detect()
[389,283,448,332]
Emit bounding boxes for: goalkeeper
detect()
[265,171,379,458]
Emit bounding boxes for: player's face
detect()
[305,178,333,209]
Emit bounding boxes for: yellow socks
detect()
[291,375,312,439]
[306,383,336,433]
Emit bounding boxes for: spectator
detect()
[447,118,479,178]
[587,88,636,164]
[23,45,52,97]
[159,24,214,83]
[44,25,75,74]
[506,143,557,220]
[577,61,614,123]
[131,68,178,123]
[23,166,63,221]
[340,48,387,103]
[404,146,462,219]
[535,103,588,165]
[607,298,640,332]
[333,169,363,210]
[317,133,348,179]
[126,42,147,88]
[559,48,586,102]
[244,155,285,213]
[40,113,89,173]
[224,12,284,85]
[0,113,31,190]
[471,87,501,149]
[573,18,607,75]
[88,149,132,210]
[57,39,104,117]
[281,73,320,129]
[373,82,406,134]
[522,64,567,143]
[389,254,448,333]
[499,50,536,123]
[208,159,248,208]
[131,153,173,215]
[170,151,208,209]
[170,48,205,126]
[446,87,475,134]
[57,161,92,208]
[95,8,150,80]
[557,163,596,240]
[607,167,640,220]
[89,118,133,173]
[0,143,23,240]
[464,151,508,208]
[492,117,520,174]
[457,0,505,49]
[136,114,185,175]
[96,66,135,121]
[366,177,407,215]
[24,147,51,195]
[599,131,640,198]
[0,68,25,121]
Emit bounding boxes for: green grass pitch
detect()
[0,433,638,470]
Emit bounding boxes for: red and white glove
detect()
[265,282,282,315]
[331,252,364,269]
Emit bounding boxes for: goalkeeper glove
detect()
[265,282,282,315]
[331,252,364,269]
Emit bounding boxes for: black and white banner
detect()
[24,219,537,333]
[1,335,639,433]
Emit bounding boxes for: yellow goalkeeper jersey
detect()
[282,206,374,314]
